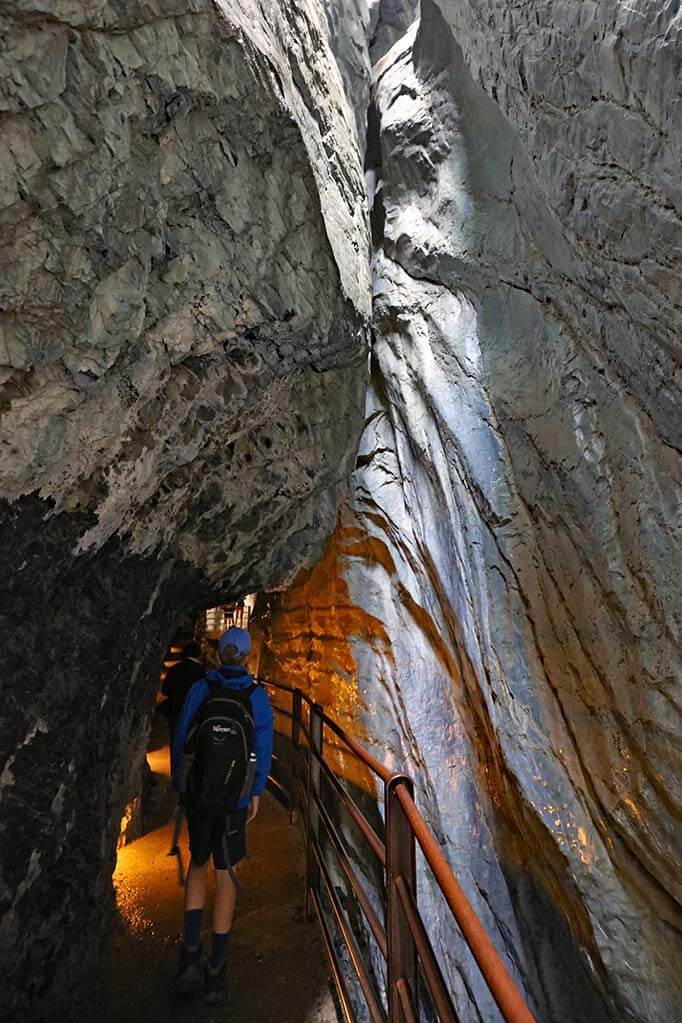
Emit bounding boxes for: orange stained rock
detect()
[252,518,392,792]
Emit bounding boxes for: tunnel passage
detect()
[0,1,370,1017]
[251,2,682,1022]
[2,1,681,1022]
[96,613,337,1023]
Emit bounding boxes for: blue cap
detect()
[218,626,251,656]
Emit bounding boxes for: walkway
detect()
[95,735,337,1023]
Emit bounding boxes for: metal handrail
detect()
[314,790,388,959]
[394,783,537,1023]
[396,979,418,1023]
[261,677,537,1023]
[313,840,386,1023]
[310,886,355,1023]
[263,679,390,780]
[311,745,387,865]
[320,713,393,783]
[394,875,456,1023]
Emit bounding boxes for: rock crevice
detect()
[257,1,681,1020]
[1,1,680,1021]
[0,1,370,1015]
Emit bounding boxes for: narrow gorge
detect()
[0,2,679,1022]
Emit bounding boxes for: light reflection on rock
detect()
[257,1,681,1020]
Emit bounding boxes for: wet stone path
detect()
[89,739,337,1023]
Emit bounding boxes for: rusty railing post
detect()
[290,688,302,823]
[386,774,418,1023]
[305,701,323,919]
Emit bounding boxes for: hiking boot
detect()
[175,944,202,995]
[203,959,226,1005]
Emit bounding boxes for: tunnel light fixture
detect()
[203,596,255,638]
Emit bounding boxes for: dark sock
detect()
[209,931,231,971]
[183,908,203,950]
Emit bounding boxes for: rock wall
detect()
[257,1,681,1021]
[0,1,370,1015]
[1,0,679,1019]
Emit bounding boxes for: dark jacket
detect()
[162,657,206,717]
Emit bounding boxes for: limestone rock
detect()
[0,1,370,1015]
[2,0,680,1020]
[0,0,371,581]
[257,2,682,1021]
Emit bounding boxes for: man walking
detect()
[171,626,273,1004]
[161,641,205,746]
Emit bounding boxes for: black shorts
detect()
[186,807,248,869]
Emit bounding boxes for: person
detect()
[171,626,273,1004]
[161,642,205,745]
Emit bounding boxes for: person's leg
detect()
[184,859,208,914]
[203,814,244,1004]
[207,817,237,970]
[212,808,246,942]
[176,816,211,994]
[212,868,237,935]
[182,859,207,951]
[207,869,236,973]
[184,814,210,934]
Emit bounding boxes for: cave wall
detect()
[0,1,371,1015]
[256,2,681,1021]
[1,0,680,1019]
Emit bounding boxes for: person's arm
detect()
[248,686,274,819]
[171,679,207,785]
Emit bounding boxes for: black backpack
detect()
[180,682,257,816]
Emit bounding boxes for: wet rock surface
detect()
[0,1,369,1016]
[0,496,210,1017]
[1,1,680,1021]
[257,2,681,1021]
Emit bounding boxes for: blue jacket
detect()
[171,665,274,811]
